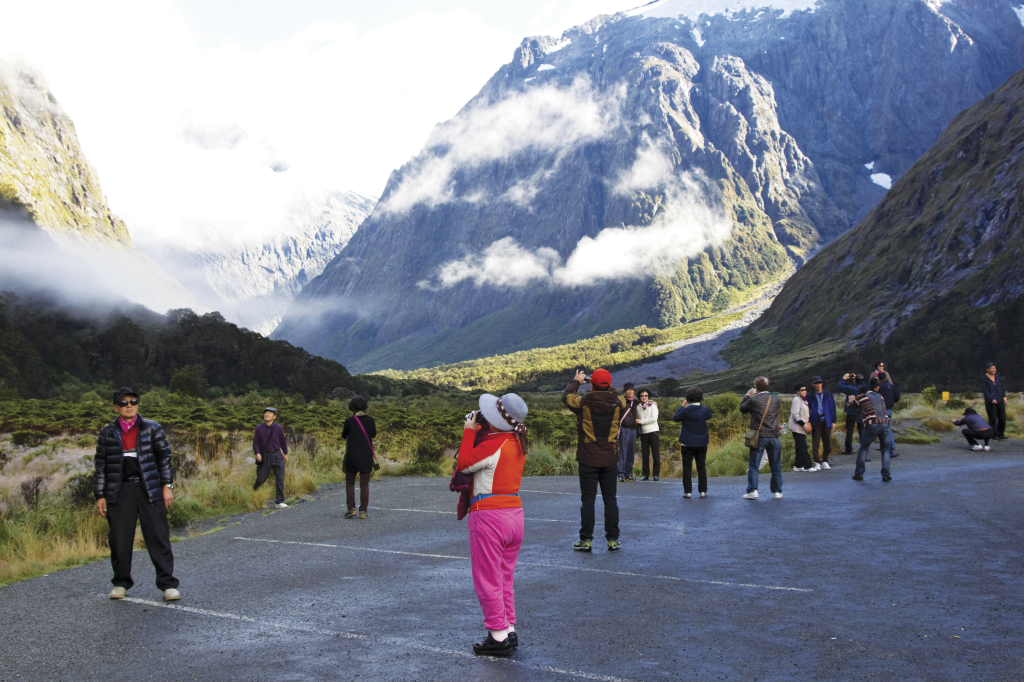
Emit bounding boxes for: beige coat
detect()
[637,402,660,434]
[789,396,810,434]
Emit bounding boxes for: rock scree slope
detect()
[274,0,1024,373]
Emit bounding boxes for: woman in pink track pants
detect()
[457,392,529,657]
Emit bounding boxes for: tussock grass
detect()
[922,417,955,432]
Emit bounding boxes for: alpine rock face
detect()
[150,190,375,335]
[0,64,198,313]
[274,0,1024,372]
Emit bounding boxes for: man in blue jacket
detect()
[981,363,1008,440]
[838,373,866,454]
[673,386,713,499]
[808,376,837,470]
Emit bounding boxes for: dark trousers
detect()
[681,445,707,494]
[254,449,285,504]
[640,432,661,478]
[346,470,371,511]
[617,427,637,478]
[578,464,619,541]
[811,422,832,463]
[844,415,863,452]
[963,428,994,446]
[793,433,812,469]
[986,402,1006,438]
[107,480,178,590]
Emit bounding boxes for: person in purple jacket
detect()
[253,407,290,509]
[953,408,994,451]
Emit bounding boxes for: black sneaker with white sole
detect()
[508,631,518,648]
[473,633,514,657]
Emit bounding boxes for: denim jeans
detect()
[886,410,896,452]
[856,423,892,476]
[747,437,782,493]
[617,428,637,478]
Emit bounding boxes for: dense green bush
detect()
[170,365,208,399]
[12,430,48,447]
[166,498,211,527]
[945,398,967,411]
[922,386,940,406]
[64,472,96,507]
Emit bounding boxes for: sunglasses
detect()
[116,399,139,407]
[798,388,808,392]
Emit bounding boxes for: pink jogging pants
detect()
[467,507,524,630]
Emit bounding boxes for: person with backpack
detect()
[739,377,783,499]
[952,408,994,451]
[636,389,661,481]
[563,369,627,552]
[95,387,180,601]
[850,384,893,482]
[458,393,529,657]
[253,407,290,509]
[673,386,713,498]
[807,376,837,470]
[981,363,1008,440]
[341,395,377,519]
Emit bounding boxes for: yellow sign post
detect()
[942,391,950,401]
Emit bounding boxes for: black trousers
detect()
[346,470,371,511]
[640,432,661,478]
[254,449,286,503]
[578,464,619,541]
[963,428,994,446]
[681,445,708,494]
[793,433,812,470]
[986,402,1006,438]
[844,414,863,452]
[107,480,178,590]
[811,422,832,463]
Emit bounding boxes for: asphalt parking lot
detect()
[2,435,1023,681]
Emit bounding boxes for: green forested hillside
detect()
[0,292,436,400]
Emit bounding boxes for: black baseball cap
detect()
[112,387,138,404]
[623,382,635,390]
[811,376,823,383]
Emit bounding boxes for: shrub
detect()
[414,436,446,464]
[166,499,210,527]
[290,392,307,407]
[705,393,741,415]
[658,378,681,397]
[945,398,967,411]
[962,390,976,400]
[922,386,940,406]
[523,442,578,476]
[922,417,955,432]
[21,477,48,508]
[169,365,208,399]
[79,391,104,404]
[0,449,8,471]
[65,472,96,506]
[12,431,48,447]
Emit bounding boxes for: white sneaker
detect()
[773,492,783,499]
[811,463,822,471]
[793,466,803,472]
[971,445,983,451]
[743,491,759,500]
[683,493,691,498]
[162,588,180,601]
[821,462,831,470]
[699,492,707,498]
[109,586,127,599]
[276,502,289,509]
[805,467,817,472]
[983,445,991,451]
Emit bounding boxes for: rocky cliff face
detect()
[0,64,198,313]
[275,0,1024,372]
[730,66,1024,389]
[150,190,374,335]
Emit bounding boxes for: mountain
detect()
[149,190,375,335]
[0,64,198,313]
[274,0,1024,374]
[725,66,1024,391]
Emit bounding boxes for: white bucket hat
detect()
[479,393,528,433]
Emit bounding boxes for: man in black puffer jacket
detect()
[95,387,180,601]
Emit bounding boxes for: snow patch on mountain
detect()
[871,173,893,189]
[1013,5,1024,27]
[629,0,817,21]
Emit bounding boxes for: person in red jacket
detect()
[458,392,529,657]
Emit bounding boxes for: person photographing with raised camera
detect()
[563,369,626,551]
[95,388,179,601]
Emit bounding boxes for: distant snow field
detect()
[1014,5,1024,28]
[537,64,555,71]
[629,0,817,20]
[871,173,893,189]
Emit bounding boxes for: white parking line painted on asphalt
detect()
[369,506,575,523]
[233,537,811,592]
[123,597,635,682]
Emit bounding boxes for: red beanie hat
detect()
[591,368,612,388]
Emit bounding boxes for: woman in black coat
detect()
[341,395,377,519]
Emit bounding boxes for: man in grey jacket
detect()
[739,376,783,500]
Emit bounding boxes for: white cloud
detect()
[381,77,624,214]
[420,137,731,289]
[0,1,521,250]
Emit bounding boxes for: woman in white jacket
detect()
[636,389,661,480]
[789,384,815,472]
